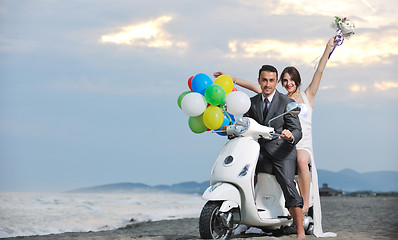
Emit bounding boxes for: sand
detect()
[3,197,398,240]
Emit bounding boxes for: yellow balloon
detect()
[203,106,224,130]
[214,75,234,94]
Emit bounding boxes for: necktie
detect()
[263,98,269,121]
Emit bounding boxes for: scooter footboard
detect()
[202,182,241,211]
[255,173,289,218]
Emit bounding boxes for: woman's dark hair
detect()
[280,66,301,89]
[259,65,278,78]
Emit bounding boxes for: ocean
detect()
[0,191,206,238]
[2,192,398,239]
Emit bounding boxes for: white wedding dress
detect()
[296,91,336,238]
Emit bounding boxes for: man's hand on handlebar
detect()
[280,129,294,141]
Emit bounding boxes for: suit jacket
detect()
[244,90,302,161]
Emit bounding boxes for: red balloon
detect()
[232,87,238,92]
[188,76,194,91]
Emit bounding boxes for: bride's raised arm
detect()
[213,71,261,94]
[305,37,335,107]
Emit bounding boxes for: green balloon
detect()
[204,84,226,106]
[177,91,192,109]
[188,114,208,134]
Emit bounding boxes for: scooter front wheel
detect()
[199,201,233,239]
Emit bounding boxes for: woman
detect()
[214,37,337,237]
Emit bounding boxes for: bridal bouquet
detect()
[329,16,355,58]
[332,16,355,38]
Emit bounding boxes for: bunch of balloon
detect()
[177,73,251,135]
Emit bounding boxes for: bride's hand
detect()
[327,37,335,48]
[213,71,226,78]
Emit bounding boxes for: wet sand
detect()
[4,197,398,240]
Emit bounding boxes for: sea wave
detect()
[0,191,206,238]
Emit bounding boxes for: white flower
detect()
[332,16,355,38]
[339,20,355,37]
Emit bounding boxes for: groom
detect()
[244,65,305,238]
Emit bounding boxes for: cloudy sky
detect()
[1,0,397,192]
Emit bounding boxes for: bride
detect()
[214,37,337,238]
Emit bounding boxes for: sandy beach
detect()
[4,197,398,240]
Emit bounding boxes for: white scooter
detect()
[199,102,314,239]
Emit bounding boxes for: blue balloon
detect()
[191,73,213,95]
[216,112,235,136]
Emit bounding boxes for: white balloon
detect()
[225,91,251,115]
[181,92,207,117]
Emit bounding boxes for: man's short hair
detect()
[259,65,278,78]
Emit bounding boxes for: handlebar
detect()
[213,118,278,140]
[215,127,284,139]
[271,133,284,138]
[266,132,284,140]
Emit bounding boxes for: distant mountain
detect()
[67,169,398,194]
[318,169,398,192]
[68,181,210,194]
[155,181,210,194]
[67,182,154,193]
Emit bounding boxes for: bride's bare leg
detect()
[297,150,311,215]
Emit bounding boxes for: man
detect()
[244,65,305,238]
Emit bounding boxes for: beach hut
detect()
[319,183,342,196]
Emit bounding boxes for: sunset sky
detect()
[1,0,397,192]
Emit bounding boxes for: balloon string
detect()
[221,105,233,125]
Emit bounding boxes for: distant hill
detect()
[68,182,154,193]
[318,168,398,192]
[68,181,210,194]
[67,169,398,194]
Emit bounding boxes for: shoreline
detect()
[3,197,398,240]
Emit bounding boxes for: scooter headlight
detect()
[234,117,250,134]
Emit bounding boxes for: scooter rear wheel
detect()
[199,201,233,239]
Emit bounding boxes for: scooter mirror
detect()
[267,101,301,126]
[286,102,301,116]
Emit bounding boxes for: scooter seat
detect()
[256,149,311,175]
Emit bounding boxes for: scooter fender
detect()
[202,182,241,212]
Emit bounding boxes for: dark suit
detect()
[244,90,303,208]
